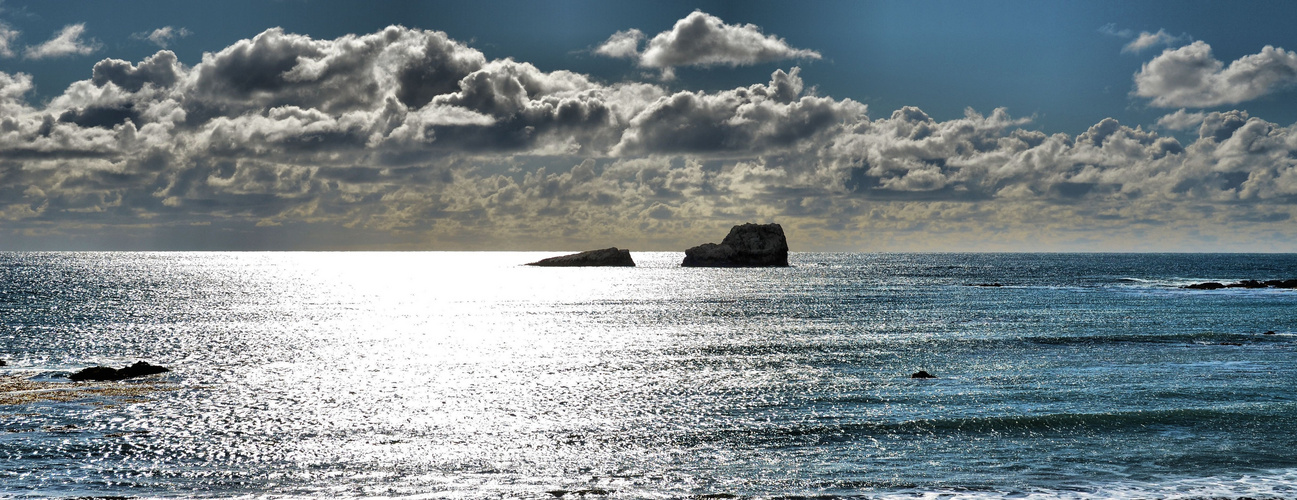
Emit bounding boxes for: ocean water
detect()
[2,252,1296,499]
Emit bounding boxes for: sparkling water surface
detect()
[2,252,1296,499]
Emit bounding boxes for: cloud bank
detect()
[1,23,1295,251]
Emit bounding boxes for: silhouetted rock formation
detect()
[70,361,170,382]
[0,359,6,367]
[1182,279,1297,290]
[682,223,789,267]
[526,248,635,267]
[911,370,936,379]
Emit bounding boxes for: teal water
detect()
[1,252,1296,498]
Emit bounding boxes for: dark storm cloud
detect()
[1,22,1296,250]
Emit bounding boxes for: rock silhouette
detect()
[1182,279,1297,290]
[526,248,635,267]
[911,370,937,379]
[69,361,170,382]
[682,223,789,267]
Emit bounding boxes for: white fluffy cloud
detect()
[24,23,99,60]
[1134,40,1297,107]
[597,11,820,77]
[132,26,192,48]
[1,26,1295,251]
[1121,29,1188,54]
[0,22,17,58]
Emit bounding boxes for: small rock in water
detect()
[911,370,936,379]
[526,247,635,267]
[70,361,170,382]
[0,359,6,367]
[1264,330,1277,335]
[1182,282,1226,290]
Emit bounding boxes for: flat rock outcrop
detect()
[682,223,789,267]
[526,247,635,267]
[1182,279,1297,290]
[69,361,170,382]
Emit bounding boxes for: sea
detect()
[2,252,1296,499]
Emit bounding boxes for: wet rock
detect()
[969,283,1003,287]
[1264,331,1277,335]
[910,370,936,379]
[682,223,789,267]
[1184,279,1297,290]
[69,361,170,382]
[526,247,635,267]
[547,489,610,497]
[0,359,6,367]
[1265,279,1297,288]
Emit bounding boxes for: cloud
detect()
[1156,109,1205,131]
[0,21,17,58]
[596,11,820,76]
[24,23,99,59]
[594,29,642,59]
[132,26,191,48]
[1121,29,1189,54]
[1,26,1296,251]
[1133,40,1297,107]
[1098,24,1132,39]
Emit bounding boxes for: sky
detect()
[2,0,1297,251]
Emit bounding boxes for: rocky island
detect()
[682,223,789,267]
[526,247,635,267]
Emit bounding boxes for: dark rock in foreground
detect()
[526,248,635,267]
[70,361,170,382]
[1183,279,1297,290]
[911,370,936,379]
[682,223,789,267]
[0,359,6,367]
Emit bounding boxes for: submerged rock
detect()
[69,361,170,382]
[526,247,635,267]
[682,223,789,267]
[1182,282,1226,290]
[910,370,937,379]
